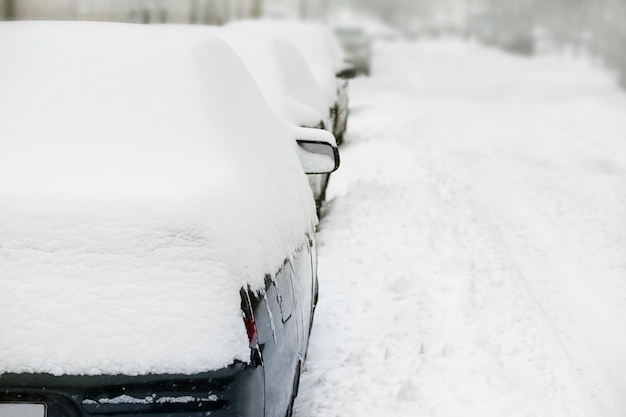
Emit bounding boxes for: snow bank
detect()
[0,21,317,376]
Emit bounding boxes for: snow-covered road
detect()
[294,39,626,417]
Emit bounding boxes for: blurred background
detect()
[1,0,625,87]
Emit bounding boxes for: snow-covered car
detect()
[0,21,338,417]
[164,24,334,211]
[334,25,371,75]
[227,19,356,144]
[161,24,330,130]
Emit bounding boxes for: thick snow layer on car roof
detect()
[227,19,346,108]
[173,25,328,128]
[0,21,317,376]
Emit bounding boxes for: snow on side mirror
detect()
[294,127,340,174]
[296,140,340,174]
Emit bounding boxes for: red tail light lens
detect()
[240,288,257,348]
[243,317,257,347]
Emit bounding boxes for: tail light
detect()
[240,288,257,348]
[243,317,257,347]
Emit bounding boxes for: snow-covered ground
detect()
[295,39,626,417]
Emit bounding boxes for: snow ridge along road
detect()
[294,39,626,417]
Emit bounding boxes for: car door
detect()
[289,238,316,358]
[252,263,300,417]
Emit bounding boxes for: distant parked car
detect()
[0,21,338,417]
[167,24,335,211]
[227,19,356,144]
[334,25,371,75]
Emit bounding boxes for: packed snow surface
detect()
[296,39,626,417]
[0,22,317,376]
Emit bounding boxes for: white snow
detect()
[296,39,626,417]
[226,19,347,109]
[82,394,218,405]
[292,126,337,146]
[97,395,153,405]
[0,22,317,376]
[156,395,218,403]
[330,11,401,41]
[164,25,329,129]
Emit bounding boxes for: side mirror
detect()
[336,67,357,79]
[296,140,340,174]
[293,126,340,174]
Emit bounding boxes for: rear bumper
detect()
[0,361,264,417]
